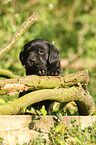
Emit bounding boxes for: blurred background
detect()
[0,0,96,106]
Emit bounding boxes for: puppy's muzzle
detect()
[29,58,36,64]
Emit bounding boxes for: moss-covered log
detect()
[0,86,94,115]
[0,69,89,94]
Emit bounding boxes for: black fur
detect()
[20,38,62,76]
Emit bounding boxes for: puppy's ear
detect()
[19,48,25,66]
[48,43,60,64]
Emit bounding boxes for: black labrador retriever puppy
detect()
[20,38,62,76]
[19,38,62,114]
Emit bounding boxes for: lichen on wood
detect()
[0,69,94,115]
[0,69,89,94]
[0,86,94,115]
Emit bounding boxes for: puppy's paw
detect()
[50,70,62,76]
[38,69,47,76]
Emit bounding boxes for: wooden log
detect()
[0,86,94,115]
[0,69,94,115]
[0,69,89,94]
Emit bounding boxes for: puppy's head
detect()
[19,38,60,75]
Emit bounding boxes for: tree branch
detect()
[0,12,37,59]
[0,69,89,94]
[0,69,19,79]
[0,86,94,115]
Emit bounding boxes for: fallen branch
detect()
[0,12,37,59]
[0,69,19,79]
[0,69,89,94]
[0,86,94,115]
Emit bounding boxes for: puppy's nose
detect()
[29,58,36,63]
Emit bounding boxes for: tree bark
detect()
[0,69,94,115]
[0,69,89,94]
[0,86,94,115]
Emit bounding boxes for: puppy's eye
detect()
[39,48,44,54]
